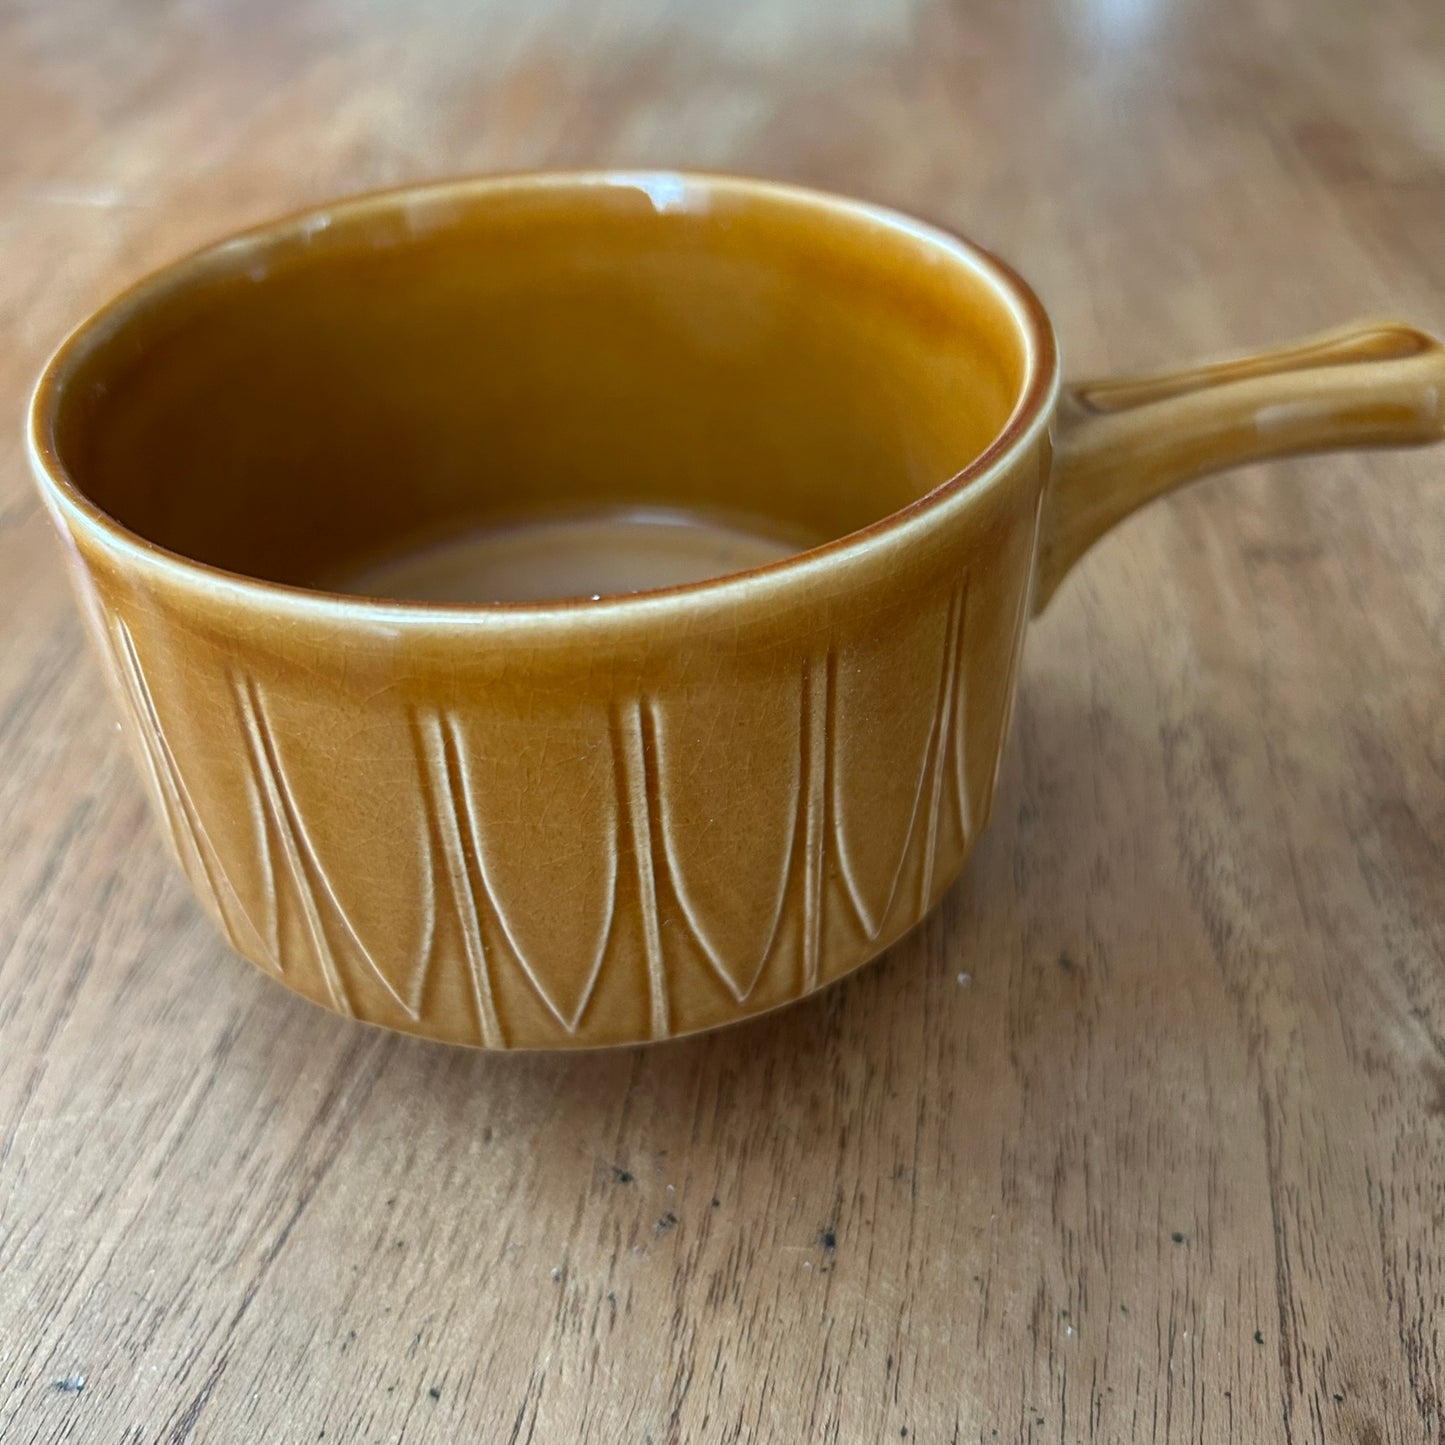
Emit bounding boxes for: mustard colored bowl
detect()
[27,173,1445,1048]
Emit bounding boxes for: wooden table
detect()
[2,0,1442,1439]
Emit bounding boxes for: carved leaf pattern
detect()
[231,670,439,1020]
[89,564,995,1045]
[829,595,956,939]
[109,617,279,972]
[61,547,281,976]
[444,704,621,1035]
[648,679,801,1003]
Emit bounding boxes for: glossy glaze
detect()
[27,173,1445,1048]
[1035,320,1445,609]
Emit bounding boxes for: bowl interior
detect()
[44,176,1029,603]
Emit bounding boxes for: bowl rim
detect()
[27,169,1062,628]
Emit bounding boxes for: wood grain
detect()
[1,0,1442,1439]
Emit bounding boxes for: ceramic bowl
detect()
[27,173,1445,1047]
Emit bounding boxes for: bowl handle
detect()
[1031,319,1445,612]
